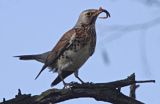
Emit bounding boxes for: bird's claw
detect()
[63,82,79,89]
[63,83,72,89]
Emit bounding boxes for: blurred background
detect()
[0,0,160,104]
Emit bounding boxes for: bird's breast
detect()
[55,26,97,72]
[56,42,91,71]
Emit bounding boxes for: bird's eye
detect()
[86,12,92,16]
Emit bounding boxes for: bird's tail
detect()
[14,51,50,63]
[51,71,73,87]
[14,54,41,61]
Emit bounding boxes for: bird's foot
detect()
[67,81,80,87]
[70,81,94,85]
[63,82,79,89]
[63,81,81,89]
[62,82,94,89]
[63,83,72,89]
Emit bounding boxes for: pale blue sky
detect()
[0,0,160,104]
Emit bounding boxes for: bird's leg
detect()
[59,74,71,89]
[74,70,85,84]
[58,70,67,87]
[59,74,67,86]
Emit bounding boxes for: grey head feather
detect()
[74,9,99,28]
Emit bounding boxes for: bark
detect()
[0,73,155,104]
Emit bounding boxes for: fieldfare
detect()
[15,7,110,87]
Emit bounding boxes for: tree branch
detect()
[129,73,140,99]
[1,73,155,104]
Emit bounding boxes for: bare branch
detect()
[0,73,155,104]
[129,73,140,99]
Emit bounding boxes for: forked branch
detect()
[1,73,155,104]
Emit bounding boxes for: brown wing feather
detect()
[46,29,76,65]
[35,28,77,79]
[35,27,88,79]
[46,27,87,65]
[89,30,96,56]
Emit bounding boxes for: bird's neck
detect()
[74,22,96,29]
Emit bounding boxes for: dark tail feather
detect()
[35,64,48,80]
[14,55,39,60]
[51,71,73,87]
[14,51,50,63]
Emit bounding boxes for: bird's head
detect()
[75,7,110,27]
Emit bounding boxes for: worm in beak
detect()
[98,7,111,19]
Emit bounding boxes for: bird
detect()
[15,7,110,87]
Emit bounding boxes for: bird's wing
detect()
[35,28,78,79]
[46,29,77,65]
[89,32,96,56]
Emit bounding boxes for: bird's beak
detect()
[95,7,111,19]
